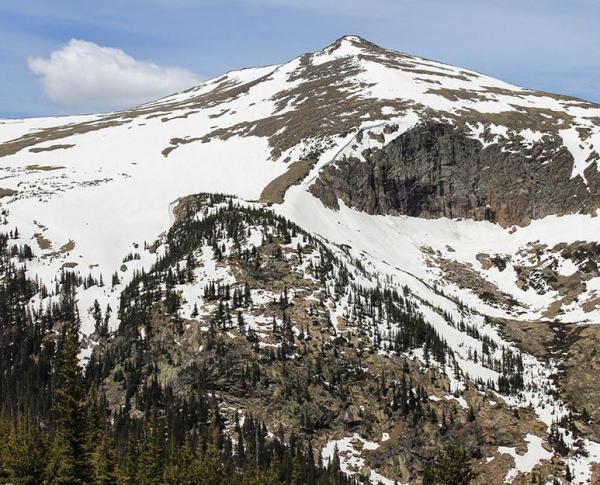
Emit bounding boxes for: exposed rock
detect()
[25,164,66,171]
[340,404,363,427]
[561,325,600,441]
[0,188,17,198]
[310,122,596,227]
[28,145,74,153]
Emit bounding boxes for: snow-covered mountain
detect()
[1,35,599,327]
[2,35,600,483]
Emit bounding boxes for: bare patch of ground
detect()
[0,119,128,158]
[35,233,52,250]
[60,240,75,252]
[434,256,517,308]
[583,295,600,313]
[259,159,316,204]
[161,136,203,157]
[160,111,199,122]
[0,188,17,198]
[542,272,587,319]
[47,239,75,258]
[499,319,555,361]
[25,164,66,171]
[28,144,74,153]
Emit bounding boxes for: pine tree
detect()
[135,414,164,485]
[565,465,572,482]
[90,432,120,485]
[581,407,590,423]
[46,319,90,484]
[427,444,473,485]
[46,429,79,485]
[91,300,103,336]
[84,386,105,462]
[2,415,48,485]
[467,406,476,422]
[162,440,195,485]
[189,441,225,485]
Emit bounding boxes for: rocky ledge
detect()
[310,122,599,227]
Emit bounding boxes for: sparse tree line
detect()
[0,196,482,483]
[0,226,357,484]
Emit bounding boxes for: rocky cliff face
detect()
[310,122,598,227]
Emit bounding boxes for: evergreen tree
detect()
[162,440,195,485]
[47,318,90,484]
[90,432,120,485]
[425,444,473,485]
[189,441,225,485]
[46,430,79,485]
[135,415,164,485]
[1,415,48,485]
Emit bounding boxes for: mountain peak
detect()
[324,34,379,52]
[308,34,383,67]
[336,34,370,44]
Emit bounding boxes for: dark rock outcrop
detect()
[310,123,599,226]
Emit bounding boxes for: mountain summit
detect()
[0,34,599,320]
[2,35,599,220]
[1,36,600,484]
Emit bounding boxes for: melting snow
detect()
[498,434,553,483]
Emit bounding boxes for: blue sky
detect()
[1,0,599,118]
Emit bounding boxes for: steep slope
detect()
[1,35,600,483]
[88,194,591,483]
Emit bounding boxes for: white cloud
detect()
[28,39,201,111]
